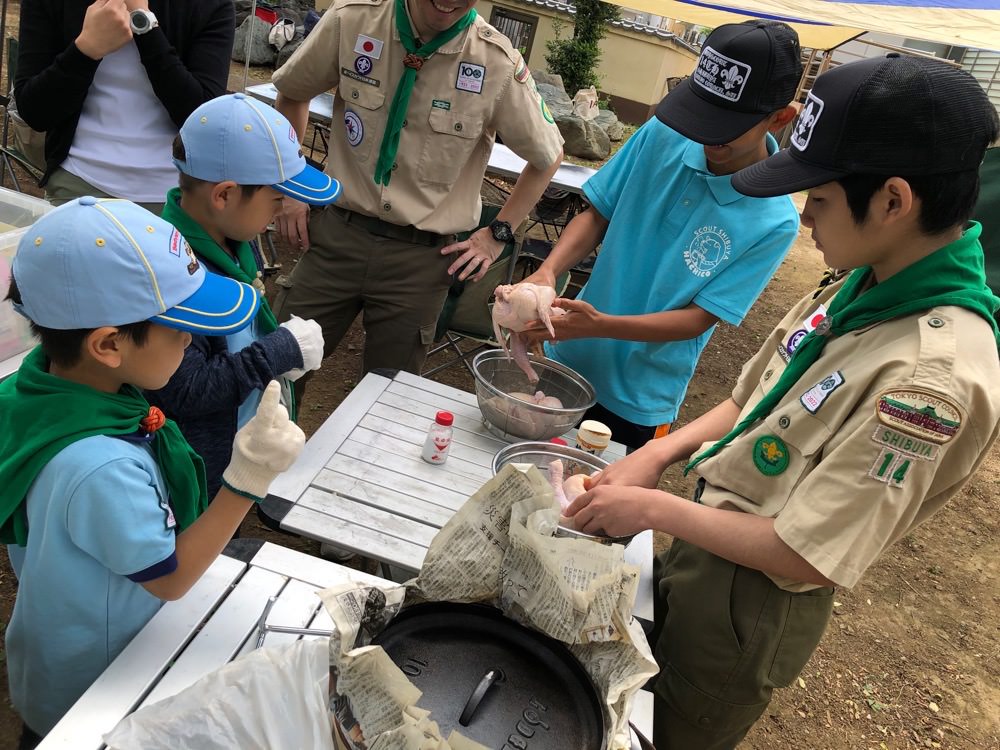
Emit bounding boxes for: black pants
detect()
[581,402,669,453]
[651,540,834,749]
[18,724,41,750]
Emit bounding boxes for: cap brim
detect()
[731,149,850,197]
[275,163,342,206]
[655,82,770,146]
[152,272,260,335]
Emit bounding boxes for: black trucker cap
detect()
[732,53,1000,197]
[656,20,803,146]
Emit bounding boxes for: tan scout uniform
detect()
[650,280,1000,749]
[271,0,562,374]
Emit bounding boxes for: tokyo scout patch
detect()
[753,435,789,476]
[875,388,962,444]
[456,62,486,94]
[354,35,384,59]
[344,110,364,147]
[870,426,939,461]
[800,371,845,414]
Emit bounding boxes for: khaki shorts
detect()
[651,539,834,750]
[271,206,454,375]
[44,167,164,216]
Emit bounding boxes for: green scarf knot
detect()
[0,348,208,546]
[374,0,477,186]
[686,223,999,475]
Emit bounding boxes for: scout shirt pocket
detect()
[417,108,482,186]
[341,85,385,163]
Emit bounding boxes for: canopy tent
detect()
[622,0,1000,51]
[614,0,865,49]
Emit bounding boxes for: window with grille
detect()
[489,6,538,59]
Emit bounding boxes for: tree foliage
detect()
[544,0,620,96]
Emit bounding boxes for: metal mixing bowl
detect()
[472,349,596,442]
[492,441,636,547]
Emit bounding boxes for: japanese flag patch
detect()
[354,35,383,59]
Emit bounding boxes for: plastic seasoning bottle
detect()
[575,419,612,457]
[421,411,454,464]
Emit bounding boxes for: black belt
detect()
[692,477,706,504]
[330,205,451,246]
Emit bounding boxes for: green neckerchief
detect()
[161,188,277,334]
[686,222,999,474]
[0,348,208,546]
[374,0,477,185]
[161,189,297,421]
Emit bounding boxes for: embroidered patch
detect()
[514,55,530,84]
[870,426,939,461]
[344,110,364,147]
[791,91,824,152]
[692,45,751,102]
[875,388,962,444]
[776,341,791,363]
[868,447,912,487]
[432,99,451,110]
[540,98,554,124]
[354,35,383,59]
[168,228,182,256]
[288,125,298,143]
[456,62,486,93]
[785,329,808,356]
[159,495,177,530]
[184,242,199,275]
[753,435,789,476]
[684,226,731,278]
[355,55,373,75]
[800,371,845,414]
[341,67,379,87]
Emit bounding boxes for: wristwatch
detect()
[129,9,159,35]
[489,219,515,244]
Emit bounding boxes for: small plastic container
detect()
[421,411,454,465]
[575,420,612,457]
[549,437,569,446]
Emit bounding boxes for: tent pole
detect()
[242,0,258,92]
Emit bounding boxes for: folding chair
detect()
[422,207,570,377]
[0,38,45,192]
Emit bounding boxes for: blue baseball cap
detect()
[175,93,341,205]
[12,197,260,334]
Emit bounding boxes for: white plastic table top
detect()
[245,82,334,122]
[36,540,654,750]
[265,369,655,624]
[36,541,385,750]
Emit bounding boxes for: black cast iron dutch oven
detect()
[370,602,608,750]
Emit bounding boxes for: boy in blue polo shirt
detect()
[0,199,305,744]
[524,21,801,450]
[148,93,341,498]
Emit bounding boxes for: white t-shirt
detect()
[61,43,178,202]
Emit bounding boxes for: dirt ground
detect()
[0,8,998,747]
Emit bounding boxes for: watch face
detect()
[491,221,513,242]
[131,11,151,31]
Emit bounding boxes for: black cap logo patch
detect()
[693,46,751,102]
[792,92,824,152]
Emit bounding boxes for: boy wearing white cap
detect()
[148,93,341,499]
[566,55,1000,748]
[0,198,306,743]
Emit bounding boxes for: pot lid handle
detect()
[459,668,504,727]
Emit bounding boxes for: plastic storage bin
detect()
[0,188,53,374]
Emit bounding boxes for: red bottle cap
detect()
[435,411,454,426]
[549,437,568,446]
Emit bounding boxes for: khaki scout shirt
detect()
[273,0,564,234]
[694,280,1000,591]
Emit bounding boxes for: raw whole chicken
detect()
[492,283,565,383]
[547,458,590,516]
[509,391,564,409]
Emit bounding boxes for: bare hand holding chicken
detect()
[491,282,566,383]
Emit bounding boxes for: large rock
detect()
[276,38,304,69]
[232,15,276,65]
[556,114,611,161]
[594,110,624,142]
[531,71,565,91]
[536,82,571,108]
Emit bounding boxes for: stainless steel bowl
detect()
[492,441,636,547]
[472,349,596,442]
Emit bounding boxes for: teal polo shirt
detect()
[547,119,800,426]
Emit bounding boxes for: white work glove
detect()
[222,381,305,501]
[280,315,324,381]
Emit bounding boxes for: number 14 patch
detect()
[868,447,911,487]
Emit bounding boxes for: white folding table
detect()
[36,539,654,749]
[261,369,656,627]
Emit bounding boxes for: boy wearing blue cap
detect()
[148,92,341,498]
[0,198,306,744]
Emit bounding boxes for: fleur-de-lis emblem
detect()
[797,102,817,136]
[720,65,744,90]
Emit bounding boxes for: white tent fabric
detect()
[676,0,1000,51]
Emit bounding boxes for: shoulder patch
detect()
[874,387,963,444]
[513,52,531,84]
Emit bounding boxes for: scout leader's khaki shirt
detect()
[273,0,564,235]
[694,279,1000,592]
